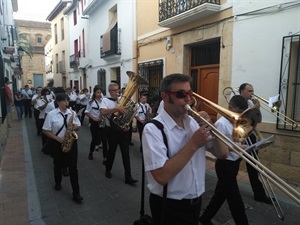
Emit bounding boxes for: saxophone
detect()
[61,110,79,153]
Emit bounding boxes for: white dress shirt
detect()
[85,99,102,119]
[215,116,240,161]
[135,102,151,121]
[43,108,81,138]
[142,108,206,200]
[99,97,119,127]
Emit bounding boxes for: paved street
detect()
[0,115,299,225]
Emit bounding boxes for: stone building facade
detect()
[14,20,51,89]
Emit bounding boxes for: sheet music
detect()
[269,95,279,107]
[244,135,275,152]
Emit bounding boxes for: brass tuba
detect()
[61,110,78,152]
[111,71,148,130]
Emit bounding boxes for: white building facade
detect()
[231,0,300,131]
[0,0,18,120]
[83,0,137,95]
[64,0,90,90]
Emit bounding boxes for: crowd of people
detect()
[10,83,153,204]
[6,75,273,224]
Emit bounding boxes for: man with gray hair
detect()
[100,82,138,185]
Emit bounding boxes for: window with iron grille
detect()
[278,35,300,131]
[100,23,121,58]
[138,59,164,113]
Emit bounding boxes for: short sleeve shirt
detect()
[215,116,240,161]
[142,108,206,200]
[99,97,119,127]
[85,99,102,119]
[43,108,81,138]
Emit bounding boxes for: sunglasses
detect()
[166,90,193,99]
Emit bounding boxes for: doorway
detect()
[190,39,220,122]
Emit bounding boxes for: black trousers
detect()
[200,158,249,225]
[80,105,87,124]
[37,118,47,146]
[246,134,267,199]
[105,126,132,179]
[69,101,76,111]
[33,108,40,134]
[99,127,108,158]
[89,121,108,158]
[50,139,80,195]
[24,99,32,117]
[89,121,101,152]
[137,120,144,151]
[150,193,202,225]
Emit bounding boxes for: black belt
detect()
[151,193,202,206]
[182,196,202,205]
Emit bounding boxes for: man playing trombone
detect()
[199,95,250,225]
[142,74,229,225]
[239,83,272,204]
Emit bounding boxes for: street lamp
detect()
[14,46,24,75]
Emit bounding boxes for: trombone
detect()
[223,87,299,129]
[246,136,284,220]
[186,93,300,216]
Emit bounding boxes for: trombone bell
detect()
[233,108,262,142]
[271,100,282,113]
[190,92,261,142]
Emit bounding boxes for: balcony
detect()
[58,60,66,73]
[69,54,79,68]
[158,0,221,28]
[100,24,121,60]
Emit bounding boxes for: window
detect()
[138,60,164,113]
[37,37,42,44]
[81,0,84,13]
[54,24,58,44]
[73,9,77,26]
[74,39,79,57]
[82,29,85,57]
[55,53,58,73]
[61,18,64,41]
[278,35,300,131]
[97,69,106,95]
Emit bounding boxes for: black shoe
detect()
[105,171,112,178]
[129,142,134,146]
[88,152,93,160]
[73,194,83,203]
[125,177,138,185]
[54,183,62,191]
[199,216,214,225]
[254,196,273,205]
[62,168,69,177]
[102,158,107,165]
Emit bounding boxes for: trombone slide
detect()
[185,104,300,206]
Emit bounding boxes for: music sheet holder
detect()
[244,135,275,152]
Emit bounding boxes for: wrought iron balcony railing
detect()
[159,0,221,28]
[100,24,121,59]
[69,54,79,68]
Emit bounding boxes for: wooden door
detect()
[191,65,219,122]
